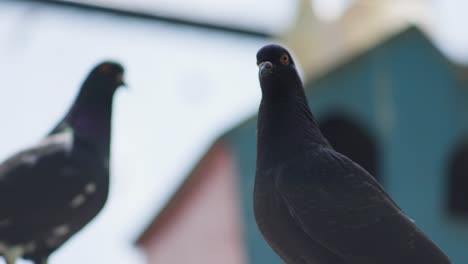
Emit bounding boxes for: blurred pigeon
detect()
[0,61,125,264]
[253,44,451,264]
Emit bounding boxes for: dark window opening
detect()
[319,115,380,183]
[448,141,468,216]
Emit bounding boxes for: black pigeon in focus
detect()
[0,62,125,264]
[253,45,451,264]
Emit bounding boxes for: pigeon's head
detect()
[86,61,126,94]
[256,44,298,86]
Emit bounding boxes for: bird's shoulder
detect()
[270,146,353,184]
[271,148,448,264]
[274,146,402,210]
[0,128,74,181]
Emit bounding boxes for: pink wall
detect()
[140,142,247,264]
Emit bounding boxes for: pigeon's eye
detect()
[280,54,290,65]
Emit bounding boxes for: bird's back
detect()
[260,146,451,264]
[0,130,110,261]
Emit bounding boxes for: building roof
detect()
[136,139,226,245]
[307,25,467,88]
[280,0,433,81]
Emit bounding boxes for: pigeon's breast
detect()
[254,173,340,264]
[254,177,300,262]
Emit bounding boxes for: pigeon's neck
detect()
[65,90,115,155]
[257,90,330,169]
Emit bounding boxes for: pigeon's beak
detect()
[258,61,273,77]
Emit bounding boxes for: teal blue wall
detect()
[225,27,468,263]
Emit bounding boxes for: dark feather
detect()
[254,44,451,264]
[0,61,124,263]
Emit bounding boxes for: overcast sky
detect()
[0,1,468,264]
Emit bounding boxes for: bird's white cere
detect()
[21,154,38,165]
[0,219,11,227]
[85,182,97,194]
[53,225,70,236]
[70,194,86,208]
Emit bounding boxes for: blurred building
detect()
[136,143,247,264]
[136,27,468,263]
[281,0,433,80]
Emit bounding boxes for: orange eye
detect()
[280,54,289,65]
[99,64,112,74]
